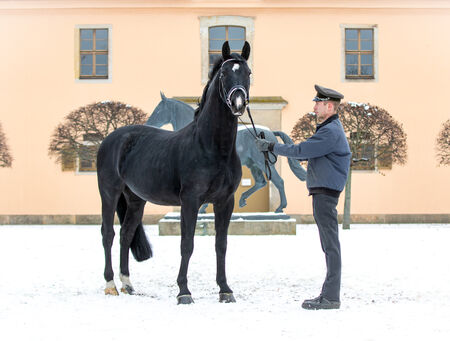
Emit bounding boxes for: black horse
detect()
[146,93,307,213]
[97,41,251,304]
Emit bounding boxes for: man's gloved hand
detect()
[255,138,274,152]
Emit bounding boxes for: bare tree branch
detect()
[49,101,148,167]
[290,102,408,170]
[436,119,450,166]
[0,122,12,168]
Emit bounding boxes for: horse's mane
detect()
[194,53,245,120]
[194,57,223,119]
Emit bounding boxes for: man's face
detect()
[313,101,333,123]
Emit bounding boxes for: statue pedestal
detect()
[158,212,296,235]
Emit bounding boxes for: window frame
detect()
[76,133,102,174]
[75,25,112,83]
[340,24,378,83]
[200,16,254,85]
[350,131,393,172]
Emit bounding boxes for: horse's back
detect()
[98,125,172,179]
[97,124,187,205]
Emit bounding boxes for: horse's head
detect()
[218,41,251,116]
[146,92,171,127]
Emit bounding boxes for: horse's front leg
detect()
[176,196,200,304]
[214,196,236,303]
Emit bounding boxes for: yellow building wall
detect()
[0,1,449,217]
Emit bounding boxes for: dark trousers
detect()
[312,193,341,301]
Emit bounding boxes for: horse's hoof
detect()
[239,200,247,208]
[219,293,236,303]
[105,287,119,296]
[177,295,194,305]
[120,285,135,295]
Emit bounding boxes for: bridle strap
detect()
[218,59,249,110]
[218,58,276,180]
[239,106,277,181]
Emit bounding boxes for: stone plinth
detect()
[158,212,296,236]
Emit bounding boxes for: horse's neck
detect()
[195,81,238,156]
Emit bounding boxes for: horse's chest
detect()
[206,165,241,198]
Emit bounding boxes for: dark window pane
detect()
[209,39,224,51]
[80,54,93,65]
[80,39,93,50]
[96,29,108,39]
[228,26,245,39]
[360,29,373,40]
[96,39,108,50]
[209,53,221,66]
[209,26,226,40]
[346,29,358,40]
[81,65,93,76]
[96,54,108,65]
[229,39,245,51]
[346,40,358,50]
[80,159,93,169]
[346,64,358,75]
[361,54,373,65]
[361,65,373,75]
[80,29,93,39]
[346,54,358,64]
[361,40,373,51]
[96,65,108,76]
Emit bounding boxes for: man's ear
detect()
[327,102,335,112]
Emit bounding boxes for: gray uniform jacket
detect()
[273,114,351,192]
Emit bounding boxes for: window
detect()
[350,132,392,171]
[340,24,377,82]
[209,26,246,69]
[79,29,108,79]
[345,28,374,79]
[78,133,101,172]
[61,133,101,173]
[75,25,112,82]
[199,16,254,84]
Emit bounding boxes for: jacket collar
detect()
[316,114,339,132]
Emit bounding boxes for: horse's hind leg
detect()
[214,196,236,303]
[269,167,287,213]
[119,187,146,295]
[239,164,267,208]
[100,188,122,296]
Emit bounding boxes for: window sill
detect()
[75,78,112,84]
[343,77,376,83]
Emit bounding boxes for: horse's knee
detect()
[101,225,115,247]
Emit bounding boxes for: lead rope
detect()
[238,106,277,180]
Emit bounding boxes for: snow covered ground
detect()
[1,224,449,341]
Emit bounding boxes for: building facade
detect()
[0,0,449,223]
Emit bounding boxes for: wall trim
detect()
[1,214,449,225]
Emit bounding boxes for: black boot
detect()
[302,295,340,310]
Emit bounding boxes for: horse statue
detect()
[147,93,307,214]
[97,41,251,304]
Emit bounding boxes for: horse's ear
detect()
[160,91,167,101]
[241,41,250,61]
[222,41,231,60]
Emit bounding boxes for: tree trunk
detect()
[343,168,352,229]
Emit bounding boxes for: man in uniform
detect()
[255,85,351,310]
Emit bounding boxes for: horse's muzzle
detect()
[230,91,247,116]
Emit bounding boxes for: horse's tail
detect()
[116,193,153,262]
[273,131,307,182]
